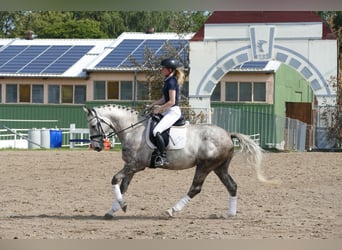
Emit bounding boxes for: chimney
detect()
[145,26,155,34]
[25,30,35,40]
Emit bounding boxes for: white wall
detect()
[189,22,338,117]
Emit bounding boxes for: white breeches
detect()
[153,106,181,136]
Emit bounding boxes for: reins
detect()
[106,116,150,138]
[89,107,150,140]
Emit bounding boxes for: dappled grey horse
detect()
[83,104,273,219]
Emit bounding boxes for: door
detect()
[286,102,314,150]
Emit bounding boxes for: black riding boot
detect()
[154,132,168,167]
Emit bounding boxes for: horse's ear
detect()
[83,106,91,114]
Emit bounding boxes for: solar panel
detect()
[0,46,49,73]
[235,61,269,69]
[95,39,189,68]
[124,39,165,66]
[42,45,93,74]
[156,40,188,62]
[0,45,28,69]
[95,40,144,68]
[0,45,92,74]
[19,46,71,73]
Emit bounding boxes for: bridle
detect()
[88,108,149,142]
[88,109,115,142]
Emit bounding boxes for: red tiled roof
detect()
[191,11,335,41]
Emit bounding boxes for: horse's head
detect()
[83,107,113,152]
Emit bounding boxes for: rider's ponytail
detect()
[174,69,185,86]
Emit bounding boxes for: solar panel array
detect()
[235,61,269,69]
[0,45,93,74]
[95,39,188,68]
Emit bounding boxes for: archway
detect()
[194,45,333,101]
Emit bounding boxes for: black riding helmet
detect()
[160,58,178,70]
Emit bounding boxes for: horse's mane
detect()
[95,104,142,117]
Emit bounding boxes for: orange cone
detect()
[104,138,111,150]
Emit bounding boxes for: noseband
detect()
[88,109,115,142]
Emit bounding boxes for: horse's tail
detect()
[230,133,280,185]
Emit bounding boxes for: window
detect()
[211,82,221,101]
[225,82,238,101]
[62,85,73,103]
[107,81,119,99]
[225,81,266,102]
[32,85,44,103]
[137,81,149,100]
[121,81,133,100]
[6,84,17,103]
[5,84,43,103]
[239,82,252,101]
[93,80,154,101]
[254,82,266,102]
[19,84,31,102]
[75,85,86,104]
[48,85,60,104]
[3,83,86,104]
[94,81,105,100]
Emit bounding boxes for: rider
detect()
[149,58,185,167]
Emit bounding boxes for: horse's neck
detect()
[97,106,141,138]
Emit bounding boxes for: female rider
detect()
[149,58,185,167]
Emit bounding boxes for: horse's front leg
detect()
[104,166,134,219]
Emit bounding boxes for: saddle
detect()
[148,114,186,168]
[148,114,186,148]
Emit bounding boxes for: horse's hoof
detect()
[119,200,127,213]
[222,214,236,219]
[104,208,115,220]
[104,213,114,220]
[165,208,174,218]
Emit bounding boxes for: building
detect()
[0,32,191,130]
[188,11,337,149]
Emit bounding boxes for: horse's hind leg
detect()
[214,159,238,216]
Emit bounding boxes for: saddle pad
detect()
[146,119,188,150]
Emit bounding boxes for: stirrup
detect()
[154,155,168,167]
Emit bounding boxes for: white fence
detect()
[0,128,30,149]
[0,124,120,149]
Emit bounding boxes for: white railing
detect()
[0,128,30,149]
[0,124,121,149]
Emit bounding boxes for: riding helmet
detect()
[161,58,178,70]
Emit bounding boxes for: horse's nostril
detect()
[94,147,101,152]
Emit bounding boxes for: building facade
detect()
[189,11,337,119]
[0,32,191,129]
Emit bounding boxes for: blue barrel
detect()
[50,129,62,148]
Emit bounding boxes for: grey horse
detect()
[83,104,273,219]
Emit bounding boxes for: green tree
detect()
[0,11,30,38]
[71,11,125,38]
[321,76,342,149]
[0,11,210,38]
[0,11,16,37]
[18,11,107,39]
[169,11,209,34]
[318,12,342,149]
[39,19,107,38]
